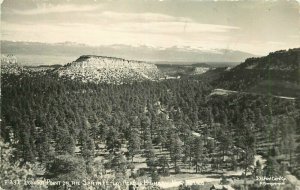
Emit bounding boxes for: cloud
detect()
[97,11,192,23]
[93,12,239,33]
[12,4,100,15]
[2,0,299,55]
[2,15,238,52]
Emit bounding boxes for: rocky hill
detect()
[1,54,24,75]
[214,48,300,97]
[55,55,163,84]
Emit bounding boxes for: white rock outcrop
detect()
[56,55,162,83]
[1,54,23,75]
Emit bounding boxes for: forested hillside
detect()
[1,65,300,189]
[215,48,300,97]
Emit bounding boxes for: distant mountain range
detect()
[1,41,255,65]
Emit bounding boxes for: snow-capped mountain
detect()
[1,41,255,65]
[55,55,163,84]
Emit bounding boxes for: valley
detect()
[1,48,300,190]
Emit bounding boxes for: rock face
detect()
[56,55,163,83]
[192,67,210,75]
[1,54,17,64]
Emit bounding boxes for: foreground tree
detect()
[169,133,183,173]
[239,129,255,188]
[253,160,262,178]
[46,154,87,190]
[182,135,194,167]
[146,149,157,171]
[158,156,170,176]
[0,139,35,190]
[192,137,205,173]
[263,157,280,177]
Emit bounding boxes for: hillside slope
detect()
[214,48,300,97]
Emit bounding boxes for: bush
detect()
[163,168,170,176]
[128,163,135,171]
[291,169,300,179]
[130,171,139,179]
[190,184,202,190]
[151,171,160,183]
[159,167,170,176]
[178,182,202,190]
[220,175,230,185]
[137,168,146,176]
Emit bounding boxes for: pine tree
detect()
[146,149,157,171]
[218,131,232,163]
[192,137,204,173]
[0,139,34,190]
[105,127,120,153]
[158,156,169,176]
[169,133,182,173]
[183,135,194,167]
[128,129,141,162]
[111,153,127,174]
[239,128,255,188]
[263,158,279,177]
[46,154,87,190]
[55,127,75,155]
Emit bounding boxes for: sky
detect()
[1,0,300,57]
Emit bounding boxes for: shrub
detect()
[137,168,146,176]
